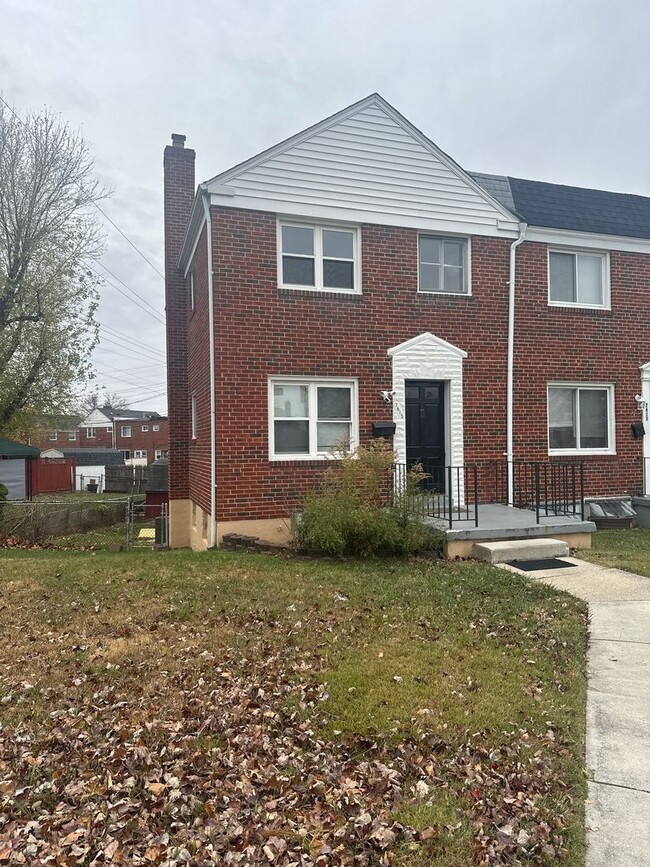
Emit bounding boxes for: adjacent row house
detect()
[163,94,650,550]
[31,407,169,465]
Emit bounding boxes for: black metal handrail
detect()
[487,460,585,522]
[392,462,479,529]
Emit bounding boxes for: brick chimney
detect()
[164,133,195,507]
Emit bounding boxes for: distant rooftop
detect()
[99,405,165,421]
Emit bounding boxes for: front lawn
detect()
[578,527,650,576]
[0,550,587,865]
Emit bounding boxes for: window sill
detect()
[278,284,362,297]
[417,290,472,298]
[548,301,610,312]
[269,453,349,462]
[549,449,616,457]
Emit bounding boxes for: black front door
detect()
[405,380,445,491]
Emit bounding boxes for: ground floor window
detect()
[155,448,168,460]
[548,384,614,454]
[133,450,147,460]
[269,378,357,459]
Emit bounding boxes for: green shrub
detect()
[297,439,443,556]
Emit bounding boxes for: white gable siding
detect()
[209,104,519,237]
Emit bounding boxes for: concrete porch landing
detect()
[427,503,596,558]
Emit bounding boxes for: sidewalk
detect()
[503,558,650,867]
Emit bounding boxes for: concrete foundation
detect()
[216,517,293,546]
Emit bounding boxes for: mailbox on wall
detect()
[632,422,645,438]
[372,421,396,438]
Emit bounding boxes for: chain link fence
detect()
[0,496,168,551]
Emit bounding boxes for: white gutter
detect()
[507,222,528,505]
[200,186,217,548]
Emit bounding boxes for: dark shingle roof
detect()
[59,448,125,467]
[0,438,40,458]
[99,406,164,421]
[471,173,650,240]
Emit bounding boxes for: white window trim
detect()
[268,376,359,461]
[191,393,197,440]
[277,220,361,295]
[142,425,149,432]
[547,382,616,456]
[68,431,77,441]
[86,427,96,439]
[121,425,132,438]
[417,234,472,297]
[49,432,58,441]
[153,424,160,431]
[134,450,147,459]
[547,247,610,310]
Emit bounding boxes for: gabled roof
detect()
[202,93,516,222]
[180,94,521,269]
[472,173,650,240]
[97,406,164,421]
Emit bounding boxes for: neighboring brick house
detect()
[164,93,650,550]
[31,406,169,464]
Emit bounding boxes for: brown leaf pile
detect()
[0,534,54,550]
[0,625,572,866]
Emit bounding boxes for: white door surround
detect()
[387,332,467,499]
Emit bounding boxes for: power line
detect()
[92,202,165,280]
[88,264,166,325]
[0,95,166,291]
[95,262,165,321]
[96,335,167,364]
[93,360,164,375]
[126,390,168,406]
[97,321,166,358]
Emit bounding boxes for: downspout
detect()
[200,187,217,548]
[507,222,528,505]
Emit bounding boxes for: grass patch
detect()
[579,527,650,576]
[0,550,587,864]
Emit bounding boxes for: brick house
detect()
[164,93,650,550]
[31,407,169,465]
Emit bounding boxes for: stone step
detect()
[473,537,570,564]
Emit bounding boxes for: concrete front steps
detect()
[474,537,569,564]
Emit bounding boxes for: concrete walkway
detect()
[502,557,650,867]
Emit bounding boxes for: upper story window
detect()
[86,427,96,439]
[121,425,132,438]
[548,250,609,308]
[418,235,469,295]
[548,384,615,454]
[49,431,58,441]
[270,378,358,460]
[68,431,77,441]
[279,222,360,294]
[153,424,160,432]
[142,425,149,432]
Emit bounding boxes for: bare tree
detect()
[0,102,106,435]
[79,390,130,416]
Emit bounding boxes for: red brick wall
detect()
[164,139,195,501]
[114,418,169,459]
[183,207,650,522]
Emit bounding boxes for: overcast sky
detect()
[1,0,648,414]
